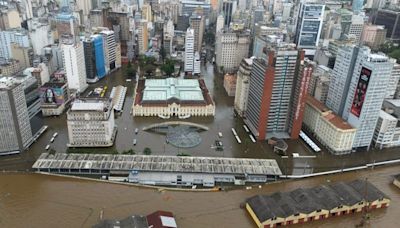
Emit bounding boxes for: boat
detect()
[218,132,223,138]
[53,132,58,138]
[158,114,170,119]
[126,79,132,82]
[50,137,55,143]
[178,114,190,119]
[133,139,137,145]
[135,128,139,134]
[45,145,50,150]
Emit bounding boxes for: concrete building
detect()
[0,8,21,30]
[132,78,215,117]
[28,20,53,56]
[294,3,325,56]
[0,59,21,76]
[0,29,30,61]
[373,9,400,41]
[0,78,32,155]
[223,73,236,97]
[304,95,356,155]
[61,41,88,93]
[181,1,211,18]
[234,57,253,117]
[222,0,237,27]
[343,50,394,150]
[76,0,92,24]
[190,15,204,53]
[137,20,148,55]
[245,44,312,140]
[184,28,195,73]
[67,98,117,147]
[246,179,390,228]
[361,24,386,50]
[216,14,224,34]
[215,30,250,73]
[326,45,360,116]
[373,100,400,149]
[386,61,400,99]
[193,51,201,75]
[83,35,106,83]
[308,65,331,104]
[347,14,365,41]
[10,43,32,70]
[39,81,70,116]
[100,30,118,73]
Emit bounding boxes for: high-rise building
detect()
[294,3,325,56]
[100,30,117,73]
[184,28,195,73]
[0,78,32,155]
[347,14,365,41]
[190,15,205,53]
[352,0,364,13]
[142,4,152,22]
[193,52,201,75]
[245,43,313,140]
[215,30,250,73]
[61,40,88,93]
[373,9,400,42]
[234,57,253,117]
[137,20,148,55]
[326,45,360,116]
[83,34,106,83]
[343,50,394,149]
[216,14,224,34]
[386,61,400,99]
[67,98,116,147]
[222,0,237,27]
[361,24,387,49]
[0,29,30,61]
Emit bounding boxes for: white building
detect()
[348,14,365,41]
[343,50,394,149]
[373,100,400,149]
[61,41,88,93]
[386,61,400,99]
[100,30,117,73]
[132,78,215,117]
[303,95,356,155]
[216,14,224,34]
[0,29,30,60]
[215,30,250,73]
[29,20,54,55]
[234,57,253,117]
[67,98,116,147]
[184,28,195,73]
[193,51,201,75]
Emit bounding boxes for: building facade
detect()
[234,57,253,117]
[223,73,236,97]
[40,81,70,116]
[361,24,387,50]
[67,98,116,147]
[132,78,215,117]
[304,95,356,155]
[245,44,312,140]
[137,20,148,55]
[184,28,195,73]
[83,34,106,83]
[61,41,88,93]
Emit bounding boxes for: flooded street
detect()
[0,165,399,228]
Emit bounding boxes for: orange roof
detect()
[306,95,330,113]
[323,113,354,130]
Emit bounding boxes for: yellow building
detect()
[246,179,390,227]
[303,95,356,155]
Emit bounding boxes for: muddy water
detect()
[1,165,399,228]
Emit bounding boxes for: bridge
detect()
[142,121,209,131]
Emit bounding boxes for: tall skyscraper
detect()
[294,3,325,56]
[373,9,400,42]
[61,40,88,93]
[190,15,205,53]
[245,43,312,140]
[137,20,148,55]
[83,34,106,83]
[343,49,394,149]
[0,78,32,155]
[100,30,117,73]
[222,0,237,27]
[234,57,253,117]
[216,14,225,34]
[352,0,364,13]
[184,28,195,73]
[326,45,360,116]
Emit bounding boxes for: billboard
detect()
[39,86,66,105]
[350,67,372,118]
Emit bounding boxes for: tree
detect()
[161,59,175,76]
[125,62,136,79]
[143,147,152,155]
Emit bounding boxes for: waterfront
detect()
[0,165,399,227]
[1,63,400,175]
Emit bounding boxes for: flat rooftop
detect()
[70,99,110,111]
[32,153,282,176]
[143,78,204,101]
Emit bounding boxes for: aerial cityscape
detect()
[0,0,400,227]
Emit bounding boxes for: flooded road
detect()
[0,165,399,228]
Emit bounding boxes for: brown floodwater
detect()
[0,165,399,228]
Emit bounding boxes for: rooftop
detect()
[70,99,111,111]
[306,95,330,113]
[32,153,282,176]
[323,113,355,130]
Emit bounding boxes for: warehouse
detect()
[32,153,282,187]
[246,179,390,227]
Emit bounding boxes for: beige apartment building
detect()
[303,95,356,155]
